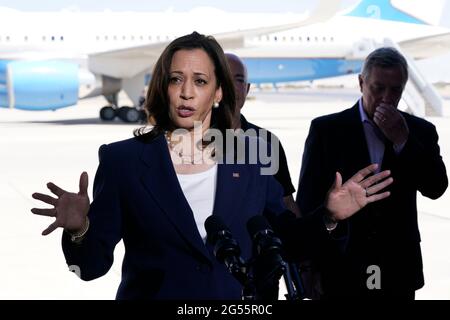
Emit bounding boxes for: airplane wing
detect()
[399,31,450,59]
[88,0,344,79]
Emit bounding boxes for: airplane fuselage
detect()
[0,6,448,113]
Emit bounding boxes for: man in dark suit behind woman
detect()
[31,32,393,300]
[297,47,448,299]
[225,52,299,216]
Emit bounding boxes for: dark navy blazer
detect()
[62,134,287,299]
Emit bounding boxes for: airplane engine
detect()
[0,60,79,110]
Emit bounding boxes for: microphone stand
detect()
[289,262,306,299]
[242,259,304,300]
[241,273,257,300]
[282,263,305,300]
[250,255,286,300]
[226,260,258,301]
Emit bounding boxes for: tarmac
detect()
[1,86,449,299]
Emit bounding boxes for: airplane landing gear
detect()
[99,105,146,123]
[100,106,116,121]
[117,106,140,123]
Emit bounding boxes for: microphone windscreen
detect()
[205,215,226,233]
[205,215,228,244]
[247,215,271,239]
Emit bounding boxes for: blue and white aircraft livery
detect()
[0,0,449,121]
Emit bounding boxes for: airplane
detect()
[236,0,450,116]
[0,0,344,122]
[0,0,449,122]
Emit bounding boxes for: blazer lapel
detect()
[139,135,211,262]
[213,163,250,227]
[343,103,371,174]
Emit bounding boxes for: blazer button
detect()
[196,264,211,274]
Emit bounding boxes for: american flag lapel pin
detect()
[232,172,240,178]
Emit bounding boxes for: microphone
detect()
[247,215,287,300]
[205,215,248,286]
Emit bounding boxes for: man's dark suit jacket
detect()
[240,114,295,197]
[61,133,329,300]
[296,102,448,298]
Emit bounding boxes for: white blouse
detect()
[176,164,218,243]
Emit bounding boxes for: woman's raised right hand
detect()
[31,172,90,235]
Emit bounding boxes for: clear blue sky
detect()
[0,0,358,13]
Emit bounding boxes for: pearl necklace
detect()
[164,131,215,165]
[165,131,198,164]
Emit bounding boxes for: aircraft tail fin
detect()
[438,1,450,28]
[344,0,428,25]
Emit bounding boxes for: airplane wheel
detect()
[118,106,140,123]
[100,106,116,121]
[117,106,130,122]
